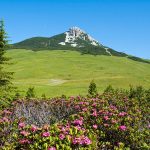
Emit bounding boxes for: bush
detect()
[0,87,150,149]
[88,80,97,96]
[26,87,36,99]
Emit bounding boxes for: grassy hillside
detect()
[5,49,150,97]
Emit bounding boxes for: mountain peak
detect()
[59,26,100,47]
[69,26,86,35]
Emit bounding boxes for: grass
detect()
[5,49,150,97]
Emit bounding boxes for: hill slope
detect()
[12,27,149,64]
[6,49,150,97]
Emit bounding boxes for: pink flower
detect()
[72,136,92,145]
[119,112,127,117]
[83,136,92,145]
[19,122,25,128]
[31,125,38,132]
[82,108,88,112]
[59,133,65,140]
[72,137,80,145]
[111,119,117,124]
[73,119,83,126]
[92,102,97,107]
[20,130,30,136]
[119,125,127,131]
[48,147,56,150]
[70,96,75,100]
[104,116,109,121]
[19,139,30,144]
[93,124,98,129]
[2,117,9,122]
[0,119,3,123]
[75,105,80,109]
[42,132,50,137]
[3,110,12,115]
[75,125,81,130]
[92,110,97,117]
[104,123,109,127]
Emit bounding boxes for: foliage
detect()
[88,80,97,96]
[0,87,150,149]
[26,87,36,99]
[0,20,14,97]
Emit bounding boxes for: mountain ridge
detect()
[11,27,150,64]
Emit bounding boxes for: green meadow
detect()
[5,49,150,97]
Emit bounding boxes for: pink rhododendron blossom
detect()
[42,132,50,137]
[59,133,65,140]
[73,119,83,126]
[104,123,109,127]
[20,130,30,136]
[18,122,25,128]
[119,125,127,131]
[31,125,38,132]
[92,110,98,117]
[104,116,109,120]
[48,147,56,150]
[0,119,3,123]
[82,108,88,112]
[75,105,80,109]
[119,112,127,117]
[72,136,92,145]
[3,110,12,115]
[93,124,98,129]
[75,125,81,130]
[111,119,117,124]
[109,112,113,116]
[92,102,97,107]
[110,105,117,110]
[19,139,30,144]
[83,136,92,145]
[2,117,9,122]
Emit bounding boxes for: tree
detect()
[26,87,36,99]
[88,80,97,96]
[0,19,13,96]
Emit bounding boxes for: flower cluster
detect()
[0,89,150,149]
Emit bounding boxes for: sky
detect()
[0,0,150,59]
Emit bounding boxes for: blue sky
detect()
[0,0,150,59]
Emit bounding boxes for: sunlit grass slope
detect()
[5,49,150,97]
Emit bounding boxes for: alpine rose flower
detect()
[19,139,30,144]
[59,133,65,140]
[104,116,109,121]
[83,136,92,145]
[72,136,92,145]
[42,132,50,137]
[31,125,38,132]
[119,112,127,117]
[48,147,56,150]
[93,124,98,129]
[119,125,127,131]
[20,130,30,136]
[92,110,97,117]
[18,122,25,128]
[73,119,83,126]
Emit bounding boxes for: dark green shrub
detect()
[88,80,97,96]
[26,87,35,99]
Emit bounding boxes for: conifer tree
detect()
[88,80,97,96]
[0,19,13,96]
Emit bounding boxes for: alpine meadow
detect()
[5,49,150,97]
[0,0,150,150]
